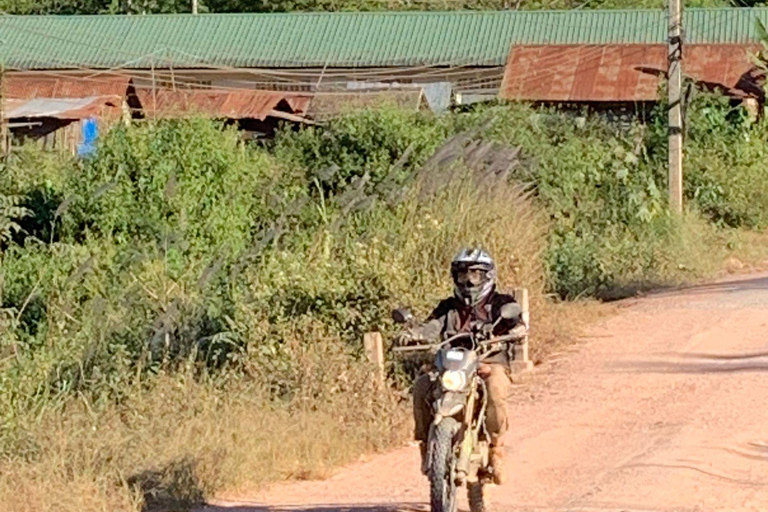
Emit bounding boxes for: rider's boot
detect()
[489,445,506,485]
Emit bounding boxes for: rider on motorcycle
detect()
[401,248,525,485]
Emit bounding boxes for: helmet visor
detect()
[455,266,490,287]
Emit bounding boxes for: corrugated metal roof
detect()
[135,88,312,119]
[500,44,762,102]
[2,9,768,70]
[6,76,131,99]
[6,95,123,119]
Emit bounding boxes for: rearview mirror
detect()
[500,303,522,320]
[391,308,414,325]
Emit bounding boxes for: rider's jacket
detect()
[413,287,521,365]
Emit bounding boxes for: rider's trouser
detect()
[413,363,510,446]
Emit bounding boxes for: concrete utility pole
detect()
[668,0,684,213]
[192,0,198,14]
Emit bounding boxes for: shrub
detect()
[272,107,449,194]
[60,118,305,257]
[645,89,768,230]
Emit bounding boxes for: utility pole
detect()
[192,0,198,14]
[668,0,683,213]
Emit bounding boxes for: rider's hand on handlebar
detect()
[511,323,528,338]
[395,328,426,346]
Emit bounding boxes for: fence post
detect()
[364,331,385,382]
[510,287,533,373]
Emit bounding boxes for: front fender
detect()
[434,390,469,419]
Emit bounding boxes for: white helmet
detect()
[451,248,496,306]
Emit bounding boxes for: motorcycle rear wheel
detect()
[428,417,459,512]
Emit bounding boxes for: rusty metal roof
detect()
[6,75,131,99]
[6,95,123,119]
[500,44,762,102]
[135,89,311,120]
[684,45,764,98]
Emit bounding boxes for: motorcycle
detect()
[392,302,525,512]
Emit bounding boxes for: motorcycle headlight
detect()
[440,370,467,391]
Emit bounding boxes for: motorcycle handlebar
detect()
[391,332,526,353]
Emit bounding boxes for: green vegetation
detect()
[2,92,768,512]
[489,92,768,297]
[0,112,554,512]
[274,92,768,298]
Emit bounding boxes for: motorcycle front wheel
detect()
[428,417,459,512]
[467,481,486,512]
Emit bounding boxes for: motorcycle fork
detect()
[457,378,490,483]
[455,380,482,481]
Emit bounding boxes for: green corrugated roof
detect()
[1,9,768,70]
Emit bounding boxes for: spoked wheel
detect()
[468,481,487,512]
[428,417,459,512]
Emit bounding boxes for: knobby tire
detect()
[429,417,459,512]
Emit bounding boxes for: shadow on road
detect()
[602,274,768,303]
[610,359,768,375]
[675,350,768,361]
[641,275,768,300]
[678,275,768,294]
[198,503,427,512]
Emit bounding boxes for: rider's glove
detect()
[395,327,425,346]
[511,323,528,338]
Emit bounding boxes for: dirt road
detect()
[202,273,768,512]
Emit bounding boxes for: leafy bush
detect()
[451,104,671,297]
[450,97,768,297]
[60,118,306,256]
[681,93,768,229]
[272,107,449,194]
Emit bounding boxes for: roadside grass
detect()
[0,371,408,512]
[721,229,768,274]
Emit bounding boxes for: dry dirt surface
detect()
[200,273,768,512]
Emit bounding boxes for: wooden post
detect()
[364,331,385,382]
[668,0,684,214]
[510,287,533,373]
[744,98,760,122]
